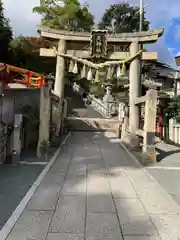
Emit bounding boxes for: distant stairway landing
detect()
[65,117,121,134]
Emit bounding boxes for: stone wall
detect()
[1,88,40,124]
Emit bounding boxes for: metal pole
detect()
[139,0,144,32]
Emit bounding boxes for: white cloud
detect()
[4,0,40,36]
[4,0,180,36]
[146,39,177,68]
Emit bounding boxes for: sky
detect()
[3,0,180,68]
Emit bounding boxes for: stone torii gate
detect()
[37,26,163,161]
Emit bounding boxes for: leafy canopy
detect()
[9,36,56,73]
[0,0,12,62]
[33,0,94,31]
[99,3,149,32]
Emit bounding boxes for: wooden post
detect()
[54,39,66,99]
[143,89,158,162]
[37,84,51,159]
[129,41,140,134]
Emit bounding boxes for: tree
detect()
[9,36,56,73]
[165,95,180,123]
[33,0,94,31]
[9,36,31,66]
[0,0,12,62]
[99,3,149,33]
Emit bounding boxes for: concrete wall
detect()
[0,88,40,124]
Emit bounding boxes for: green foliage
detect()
[89,82,105,99]
[165,95,180,123]
[0,0,12,62]
[9,36,56,73]
[33,0,94,31]
[9,36,31,66]
[99,3,149,32]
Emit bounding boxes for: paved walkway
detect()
[3,131,180,240]
[146,141,180,207]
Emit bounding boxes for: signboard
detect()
[90,30,108,58]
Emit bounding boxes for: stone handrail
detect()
[90,95,111,118]
[72,82,111,118]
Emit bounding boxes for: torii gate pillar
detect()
[129,41,140,137]
[54,39,67,99]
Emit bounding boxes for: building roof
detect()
[175,55,180,66]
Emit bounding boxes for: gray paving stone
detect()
[115,198,157,236]
[6,130,180,240]
[27,184,60,211]
[72,155,102,164]
[150,214,180,240]
[50,195,85,234]
[124,237,161,240]
[87,175,111,195]
[6,210,53,240]
[140,191,180,215]
[108,176,137,198]
[41,169,66,185]
[126,169,180,215]
[87,195,116,213]
[67,163,86,176]
[50,160,70,174]
[86,213,123,240]
[61,175,86,196]
[148,168,180,207]
[87,163,107,176]
[46,233,84,240]
[106,167,127,178]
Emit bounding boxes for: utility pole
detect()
[139,0,144,32]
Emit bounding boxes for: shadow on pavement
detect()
[1,86,160,239]
[38,131,159,239]
[156,146,180,162]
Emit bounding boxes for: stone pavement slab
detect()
[4,131,180,240]
[114,198,157,236]
[150,214,180,240]
[86,212,123,240]
[50,195,85,234]
[109,175,137,198]
[26,183,61,211]
[61,174,86,196]
[6,210,53,240]
[87,195,115,214]
[46,233,84,240]
[124,237,161,240]
[146,141,180,209]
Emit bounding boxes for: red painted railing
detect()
[0,63,45,88]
